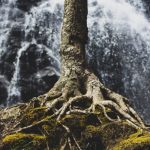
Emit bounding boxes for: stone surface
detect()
[0,0,150,123]
[16,0,42,11]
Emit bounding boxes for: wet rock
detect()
[19,44,58,102]
[143,0,150,18]
[16,0,42,11]
[0,76,8,104]
[0,25,24,80]
[0,1,60,105]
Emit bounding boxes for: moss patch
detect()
[1,107,150,150]
[112,130,150,150]
[21,107,47,126]
[2,133,46,150]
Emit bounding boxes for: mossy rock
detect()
[100,122,136,147]
[112,130,150,150]
[1,133,46,150]
[81,121,136,150]
[41,118,65,149]
[21,107,47,126]
[1,107,150,150]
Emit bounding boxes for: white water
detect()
[7,42,30,106]
[88,0,150,120]
[88,0,150,76]
[0,0,18,56]
[88,0,150,50]
[0,0,63,105]
[0,0,150,121]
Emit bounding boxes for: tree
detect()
[44,0,145,128]
[0,0,150,150]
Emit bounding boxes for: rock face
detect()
[16,0,42,11]
[19,44,58,101]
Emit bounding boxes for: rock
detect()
[19,44,59,102]
[16,0,42,11]
[0,25,23,81]
[1,133,47,150]
[0,76,8,104]
[143,0,150,18]
[112,131,150,150]
[0,105,150,150]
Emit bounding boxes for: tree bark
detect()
[60,0,88,77]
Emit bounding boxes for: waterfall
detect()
[6,42,30,105]
[0,0,18,56]
[0,0,63,106]
[0,0,150,122]
[88,0,150,122]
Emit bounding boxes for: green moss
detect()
[112,130,150,150]
[97,108,118,124]
[21,107,47,126]
[41,118,65,149]
[83,125,101,140]
[85,125,100,134]
[3,133,45,143]
[61,114,86,128]
[1,105,149,150]
[81,121,136,150]
[2,133,46,150]
[100,121,136,142]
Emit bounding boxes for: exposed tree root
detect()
[60,123,82,150]
[39,70,148,131]
[1,70,149,149]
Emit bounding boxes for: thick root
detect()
[85,71,147,129]
[1,70,148,144]
[38,70,147,131]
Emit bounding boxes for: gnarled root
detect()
[41,70,147,130]
[2,70,148,149]
[85,71,146,129]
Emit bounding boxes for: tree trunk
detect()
[61,0,88,77]
[40,0,146,131]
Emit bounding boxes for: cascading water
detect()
[6,42,30,105]
[88,0,150,122]
[0,0,62,106]
[0,0,150,122]
[0,0,17,56]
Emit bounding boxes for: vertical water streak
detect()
[7,42,30,106]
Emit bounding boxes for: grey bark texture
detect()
[60,0,88,77]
